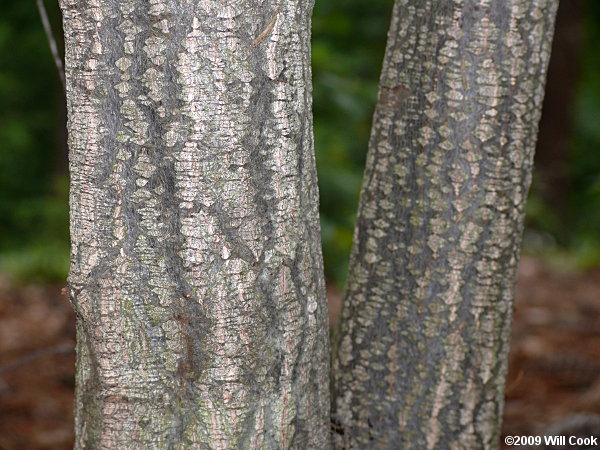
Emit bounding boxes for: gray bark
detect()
[61,0,330,448]
[331,0,558,448]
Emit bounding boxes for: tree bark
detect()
[332,1,558,448]
[61,0,329,447]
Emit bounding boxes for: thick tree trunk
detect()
[61,0,329,447]
[332,0,558,448]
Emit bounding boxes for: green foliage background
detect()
[0,1,69,281]
[522,0,600,269]
[0,0,599,284]
[563,0,600,266]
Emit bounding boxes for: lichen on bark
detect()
[331,0,559,448]
[61,0,329,447]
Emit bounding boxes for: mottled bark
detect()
[332,1,558,448]
[61,0,329,448]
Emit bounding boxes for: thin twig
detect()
[252,7,281,47]
[505,369,525,394]
[0,344,74,376]
[36,0,66,91]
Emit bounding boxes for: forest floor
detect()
[0,256,599,449]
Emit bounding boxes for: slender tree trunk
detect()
[332,1,558,448]
[61,0,329,447]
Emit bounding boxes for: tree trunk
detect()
[332,1,558,448]
[61,0,330,447]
